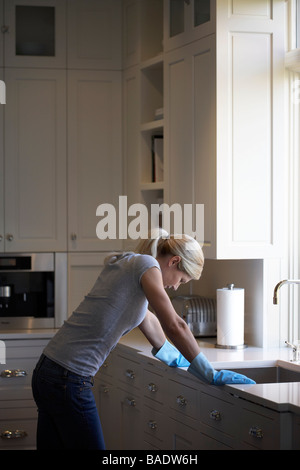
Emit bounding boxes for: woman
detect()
[32,230,254,450]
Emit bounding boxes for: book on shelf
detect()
[151,135,163,183]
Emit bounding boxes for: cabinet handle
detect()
[0,235,2,242]
[147,382,158,393]
[1,369,27,378]
[6,234,13,242]
[100,385,109,394]
[249,426,263,439]
[148,420,157,430]
[210,409,221,421]
[176,395,187,407]
[1,430,27,439]
[125,398,136,407]
[125,369,135,380]
[70,233,77,241]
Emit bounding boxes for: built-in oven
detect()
[0,253,67,329]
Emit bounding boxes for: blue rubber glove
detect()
[152,340,190,367]
[188,352,256,385]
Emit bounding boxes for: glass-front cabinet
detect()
[164,0,213,51]
[3,0,66,68]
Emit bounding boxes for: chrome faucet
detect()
[273,280,300,305]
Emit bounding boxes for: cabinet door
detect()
[67,0,122,70]
[67,252,106,317]
[68,70,122,251]
[163,0,214,52]
[4,68,67,252]
[164,36,215,248]
[0,68,3,251]
[4,0,66,68]
[0,1,3,67]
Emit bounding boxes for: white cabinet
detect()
[67,252,106,318]
[67,70,122,252]
[94,351,120,450]
[0,338,49,450]
[3,0,67,68]
[238,400,292,450]
[164,0,214,52]
[0,68,3,249]
[67,0,122,70]
[0,1,3,68]
[3,67,67,252]
[165,0,285,259]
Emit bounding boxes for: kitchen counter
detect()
[2,327,300,415]
[118,328,300,415]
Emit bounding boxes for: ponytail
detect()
[135,229,204,280]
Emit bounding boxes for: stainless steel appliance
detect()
[172,295,217,337]
[0,253,67,329]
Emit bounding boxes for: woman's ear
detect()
[168,255,181,267]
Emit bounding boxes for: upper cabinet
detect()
[67,0,122,70]
[3,0,66,68]
[165,0,285,259]
[3,68,67,252]
[164,0,215,52]
[67,70,123,252]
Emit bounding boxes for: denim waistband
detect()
[35,354,94,382]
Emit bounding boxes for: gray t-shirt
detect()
[43,252,160,376]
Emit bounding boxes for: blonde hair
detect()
[135,229,204,280]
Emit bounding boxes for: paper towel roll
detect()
[216,285,244,347]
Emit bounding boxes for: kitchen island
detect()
[1,329,300,449]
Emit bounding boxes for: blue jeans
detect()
[32,355,105,450]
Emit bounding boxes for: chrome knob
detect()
[249,425,263,439]
[6,234,13,241]
[1,369,27,378]
[176,395,187,406]
[148,420,157,430]
[147,383,158,392]
[125,369,135,380]
[125,398,136,407]
[210,409,221,421]
[70,233,77,241]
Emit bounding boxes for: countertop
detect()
[118,328,300,415]
[2,328,300,414]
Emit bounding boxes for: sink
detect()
[224,366,300,384]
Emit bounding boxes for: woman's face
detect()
[158,255,192,291]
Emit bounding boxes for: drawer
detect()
[239,405,283,450]
[200,391,238,438]
[143,404,166,445]
[98,352,115,378]
[0,359,37,400]
[168,379,198,419]
[143,369,165,405]
[0,406,37,449]
[116,354,142,390]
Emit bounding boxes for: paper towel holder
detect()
[215,283,247,349]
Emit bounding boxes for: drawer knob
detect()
[100,385,109,394]
[1,430,27,439]
[148,382,158,393]
[125,369,135,380]
[249,426,263,439]
[125,398,136,407]
[1,369,27,378]
[210,409,221,421]
[148,420,157,430]
[176,395,187,406]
